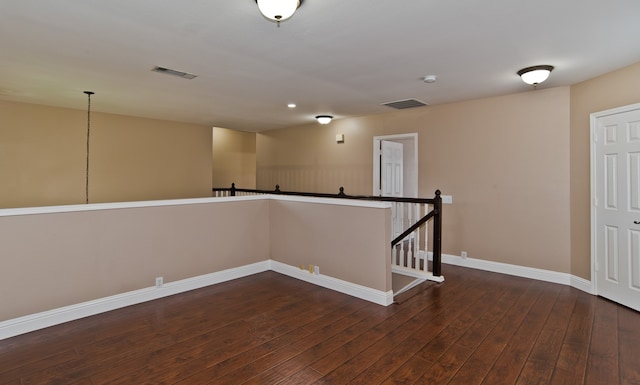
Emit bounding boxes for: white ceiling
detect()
[1,0,639,132]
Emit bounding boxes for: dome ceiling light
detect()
[517,65,554,86]
[316,115,333,124]
[256,0,303,27]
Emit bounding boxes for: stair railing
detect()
[212,183,443,280]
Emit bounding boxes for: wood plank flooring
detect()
[1,265,639,384]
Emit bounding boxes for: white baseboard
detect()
[0,261,271,341]
[570,275,595,294]
[438,253,594,294]
[0,259,394,340]
[1,254,594,341]
[269,260,394,307]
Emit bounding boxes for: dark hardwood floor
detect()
[1,265,639,384]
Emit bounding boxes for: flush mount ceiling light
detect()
[517,65,554,86]
[423,75,437,83]
[256,0,302,26]
[316,115,333,124]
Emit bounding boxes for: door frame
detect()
[590,102,640,295]
[373,133,418,197]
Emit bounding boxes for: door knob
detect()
[634,221,640,225]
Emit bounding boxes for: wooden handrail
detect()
[213,183,439,204]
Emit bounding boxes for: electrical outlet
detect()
[461,251,468,259]
[155,276,163,288]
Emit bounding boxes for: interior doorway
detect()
[373,133,418,198]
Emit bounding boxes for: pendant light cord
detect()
[84,91,94,204]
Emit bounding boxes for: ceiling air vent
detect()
[151,66,197,80]
[382,99,428,110]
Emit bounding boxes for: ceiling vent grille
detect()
[152,66,197,80]
[382,99,428,110]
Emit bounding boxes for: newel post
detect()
[432,190,443,277]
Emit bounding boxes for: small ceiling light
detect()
[316,115,333,124]
[256,0,302,26]
[423,75,437,83]
[517,65,554,86]
[287,103,296,108]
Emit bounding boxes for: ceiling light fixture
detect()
[517,65,554,86]
[316,115,333,124]
[287,103,296,108]
[256,0,302,27]
[423,75,437,83]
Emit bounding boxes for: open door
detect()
[381,140,403,197]
[373,133,417,197]
[381,140,404,237]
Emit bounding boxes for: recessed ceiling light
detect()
[287,103,296,108]
[423,75,437,83]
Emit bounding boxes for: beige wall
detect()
[0,100,213,208]
[570,62,640,279]
[0,199,270,320]
[258,87,572,274]
[0,101,86,207]
[257,117,377,194]
[0,197,390,321]
[269,199,391,292]
[212,126,256,189]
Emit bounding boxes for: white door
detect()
[594,104,640,312]
[381,140,403,197]
[381,140,404,236]
[372,134,418,198]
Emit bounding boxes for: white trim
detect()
[590,103,640,296]
[571,275,595,294]
[0,261,271,340]
[439,253,594,294]
[269,260,394,306]
[590,108,597,293]
[391,265,445,283]
[392,277,426,297]
[0,254,597,341]
[268,195,391,209]
[0,260,394,340]
[0,196,262,217]
[0,194,390,218]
